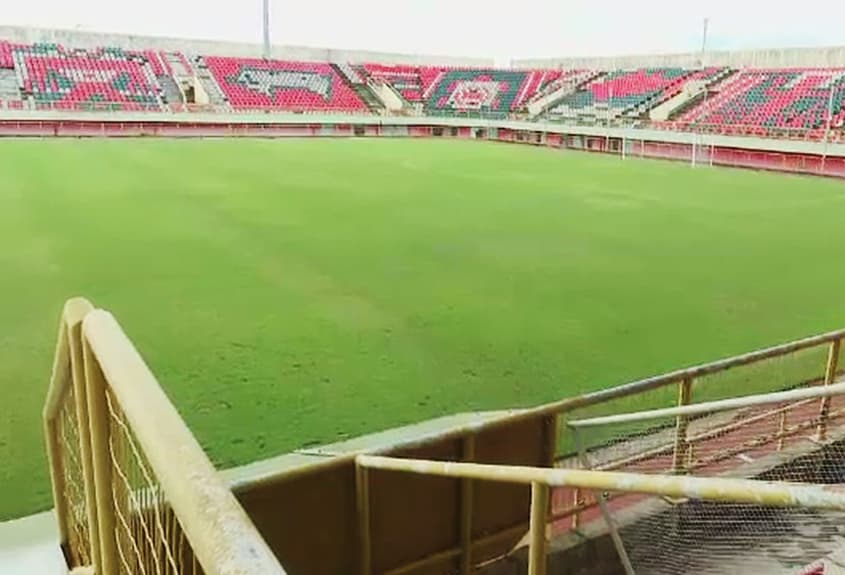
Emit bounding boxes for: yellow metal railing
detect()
[335,326,845,575]
[356,454,845,575]
[44,298,286,575]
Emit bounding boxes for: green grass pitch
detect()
[2,137,845,520]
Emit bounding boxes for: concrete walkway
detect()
[0,510,67,574]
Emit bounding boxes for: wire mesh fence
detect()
[596,487,845,575]
[105,388,201,575]
[57,383,92,567]
[43,300,285,575]
[568,380,845,575]
[551,337,844,532]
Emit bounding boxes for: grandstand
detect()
[0,27,844,137]
[5,20,845,575]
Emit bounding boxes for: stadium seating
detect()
[424,68,535,114]
[653,67,725,103]
[361,63,428,103]
[204,56,367,112]
[15,43,162,111]
[0,41,17,69]
[548,68,693,120]
[676,69,845,130]
[1,31,845,140]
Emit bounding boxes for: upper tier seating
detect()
[0,41,18,69]
[16,44,162,111]
[204,57,367,112]
[362,63,427,103]
[676,69,845,130]
[424,69,534,114]
[549,68,692,119]
[653,67,725,103]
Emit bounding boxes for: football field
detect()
[2,137,845,520]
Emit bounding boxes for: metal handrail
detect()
[569,380,845,428]
[357,454,845,575]
[43,300,286,574]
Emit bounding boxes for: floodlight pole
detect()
[693,17,710,168]
[262,0,271,59]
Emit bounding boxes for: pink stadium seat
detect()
[423,67,558,114]
[204,56,368,112]
[362,63,427,103]
[550,68,693,117]
[678,69,845,131]
[14,44,162,111]
[0,41,17,69]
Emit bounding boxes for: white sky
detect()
[4,0,844,62]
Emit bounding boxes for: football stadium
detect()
[3,3,845,574]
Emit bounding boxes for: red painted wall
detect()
[2,119,844,179]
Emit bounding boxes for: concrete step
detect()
[0,510,67,575]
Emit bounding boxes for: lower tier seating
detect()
[548,68,693,120]
[15,44,162,111]
[204,57,367,112]
[424,69,533,114]
[677,69,845,130]
[362,63,425,103]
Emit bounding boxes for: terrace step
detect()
[0,510,67,575]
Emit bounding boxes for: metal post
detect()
[68,320,102,571]
[460,436,475,575]
[528,482,549,575]
[571,488,582,529]
[356,463,372,575]
[822,86,834,175]
[44,321,73,551]
[672,377,694,474]
[777,410,787,451]
[693,17,710,168]
[817,339,841,441]
[43,417,68,545]
[83,339,119,575]
[574,428,636,575]
[262,0,271,60]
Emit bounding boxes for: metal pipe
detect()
[569,381,845,428]
[82,311,286,575]
[357,455,845,511]
[459,436,475,575]
[528,483,549,575]
[817,339,841,440]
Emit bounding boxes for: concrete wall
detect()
[1,107,842,158]
[11,25,845,71]
[0,25,492,67]
[514,46,845,70]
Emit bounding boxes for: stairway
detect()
[667,68,737,121]
[157,74,184,105]
[331,63,383,112]
[0,69,22,107]
[0,511,66,575]
[529,70,603,118]
[162,52,193,79]
[191,57,229,107]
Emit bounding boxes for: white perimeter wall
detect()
[0,26,493,67]
[6,25,845,70]
[514,46,845,70]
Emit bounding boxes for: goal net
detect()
[565,382,845,575]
